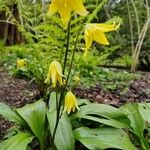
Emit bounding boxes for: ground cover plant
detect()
[0,0,150,150]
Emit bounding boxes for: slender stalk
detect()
[126,0,134,54]
[131,0,150,71]
[66,32,79,87]
[62,21,71,74]
[130,0,140,38]
[52,21,71,142]
[59,29,80,118]
[131,18,150,71]
[145,0,150,18]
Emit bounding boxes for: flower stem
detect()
[66,30,79,87]
[59,24,80,118]
[52,21,71,143]
[62,20,71,75]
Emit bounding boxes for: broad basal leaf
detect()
[47,111,75,150]
[76,103,129,121]
[74,127,136,150]
[120,103,149,150]
[75,103,129,128]
[79,115,129,128]
[17,100,46,150]
[0,132,34,150]
[138,103,150,126]
[48,92,57,112]
[0,102,25,125]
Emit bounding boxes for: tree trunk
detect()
[0,4,23,45]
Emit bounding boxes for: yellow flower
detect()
[48,0,88,26]
[64,91,80,114]
[74,76,80,82]
[45,60,63,87]
[16,59,27,69]
[84,22,120,56]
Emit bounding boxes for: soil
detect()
[75,73,150,107]
[0,69,39,139]
[0,69,150,141]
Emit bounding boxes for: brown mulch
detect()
[75,73,150,106]
[0,69,150,140]
[0,70,39,107]
[0,69,39,140]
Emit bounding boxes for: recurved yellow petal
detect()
[93,31,109,45]
[59,8,71,27]
[48,1,58,16]
[85,29,92,50]
[72,0,89,16]
[84,22,120,56]
[93,23,120,32]
[48,0,88,26]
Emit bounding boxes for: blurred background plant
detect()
[1,0,149,72]
[1,0,148,94]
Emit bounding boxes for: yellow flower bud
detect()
[45,60,63,87]
[64,91,80,114]
[16,59,27,69]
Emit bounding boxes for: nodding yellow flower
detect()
[45,60,63,87]
[84,23,120,56]
[16,59,27,69]
[64,91,80,114]
[48,0,88,26]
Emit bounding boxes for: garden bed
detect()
[0,68,150,140]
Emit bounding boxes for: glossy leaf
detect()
[75,103,129,128]
[17,100,46,150]
[80,115,129,128]
[76,103,128,119]
[47,111,75,150]
[0,132,34,150]
[138,103,150,126]
[120,103,149,150]
[0,102,25,125]
[74,127,136,150]
[48,92,57,112]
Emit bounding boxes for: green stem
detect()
[59,21,82,118]
[62,20,71,75]
[66,30,79,88]
[59,25,80,118]
[52,20,71,143]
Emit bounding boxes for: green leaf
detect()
[120,103,145,136]
[48,92,57,112]
[0,132,34,150]
[138,103,150,126]
[17,100,46,150]
[0,102,25,125]
[74,127,136,150]
[79,115,129,128]
[75,104,129,128]
[120,103,149,150]
[47,111,75,150]
[77,99,91,106]
[76,103,128,119]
